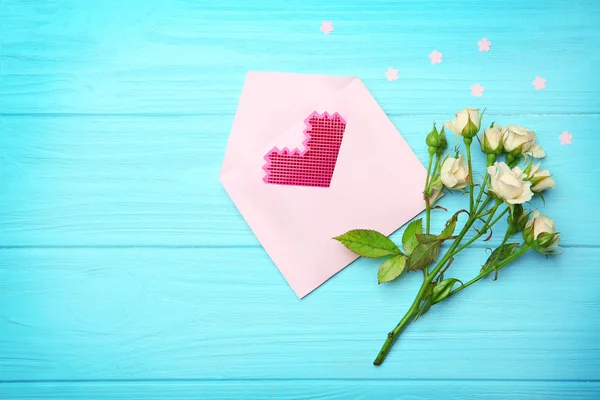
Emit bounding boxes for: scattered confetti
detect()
[532,76,546,91]
[429,50,443,64]
[478,37,492,52]
[320,21,334,35]
[385,67,399,82]
[559,131,572,145]
[470,83,484,97]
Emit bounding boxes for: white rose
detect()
[440,155,469,189]
[528,163,556,192]
[481,125,503,154]
[487,162,533,204]
[444,108,480,137]
[502,124,537,155]
[525,142,546,158]
[524,210,560,249]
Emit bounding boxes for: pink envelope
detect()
[220,71,427,298]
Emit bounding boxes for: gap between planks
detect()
[1,113,600,118]
[1,378,599,384]
[0,244,595,249]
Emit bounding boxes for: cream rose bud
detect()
[502,124,537,155]
[443,108,480,138]
[487,162,534,204]
[523,210,560,250]
[440,155,469,189]
[527,163,556,192]
[481,125,503,154]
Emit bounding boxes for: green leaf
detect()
[422,281,436,299]
[481,243,519,272]
[407,241,442,271]
[537,190,547,205]
[377,254,407,284]
[536,246,564,256]
[402,219,423,255]
[432,278,461,304]
[429,175,443,190]
[414,297,433,321]
[416,233,438,244]
[478,107,487,129]
[333,229,402,258]
[437,209,467,241]
[438,214,458,240]
[414,282,436,321]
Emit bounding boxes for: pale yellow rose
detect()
[502,125,537,155]
[440,155,469,189]
[487,162,533,204]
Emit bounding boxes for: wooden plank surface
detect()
[2,381,600,400]
[1,0,599,115]
[0,115,593,246]
[1,247,598,381]
[1,0,599,398]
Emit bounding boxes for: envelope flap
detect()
[221,72,357,174]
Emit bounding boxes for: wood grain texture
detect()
[1,0,599,115]
[0,115,594,246]
[2,381,600,400]
[1,0,599,398]
[1,248,598,381]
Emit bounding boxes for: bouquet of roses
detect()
[334,108,560,365]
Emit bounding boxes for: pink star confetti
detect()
[385,67,399,82]
[471,82,484,97]
[429,50,443,64]
[559,131,572,145]
[532,76,546,91]
[478,37,492,52]
[320,21,334,35]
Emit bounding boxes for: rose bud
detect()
[481,124,504,155]
[437,127,448,157]
[444,108,481,138]
[526,163,556,193]
[523,210,560,251]
[426,124,439,156]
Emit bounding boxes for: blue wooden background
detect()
[1,0,599,398]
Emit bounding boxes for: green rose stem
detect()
[373,193,504,365]
[451,203,508,256]
[473,174,490,211]
[334,109,561,367]
[373,220,473,365]
[447,243,531,298]
[464,137,475,213]
[483,229,514,278]
[424,153,434,234]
